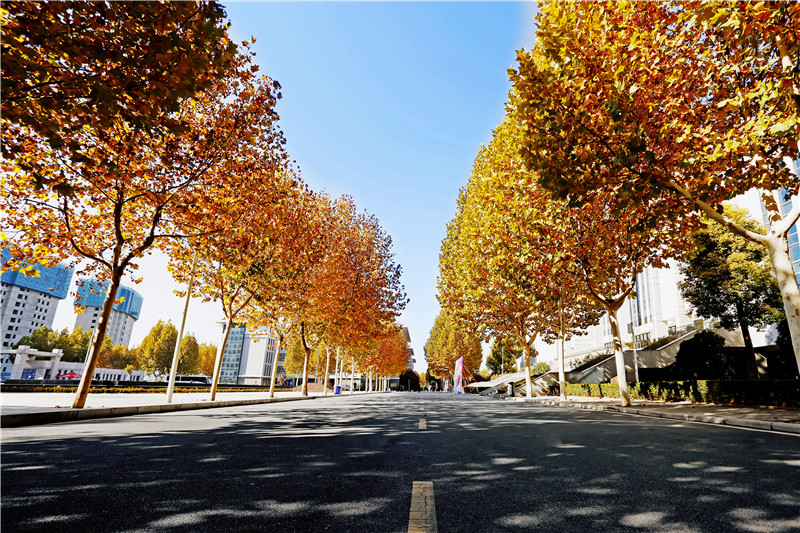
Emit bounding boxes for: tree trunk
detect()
[302,347,311,396]
[268,333,283,398]
[668,180,800,375]
[300,322,311,396]
[72,271,122,408]
[210,314,234,401]
[522,343,533,398]
[558,298,566,400]
[607,306,631,407]
[334,347,341,389]
[735,301,758,380]
[350,356,355,393]
[314,347,320,384]
[764,234,800,374]
[323,346,331,395]
[559,334,566,400]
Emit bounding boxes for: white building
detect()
[73,279,143,348]
[539,189,798,367]
[1,345,146,382]
[217,324,290,385]
[236,329,288,386]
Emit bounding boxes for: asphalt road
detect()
[2,392,799,532]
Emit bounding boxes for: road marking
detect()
[418,418,427,430]
[408,481,437,533]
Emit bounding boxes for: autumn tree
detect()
[240,185,322,398]
[555,189,688,405]
[5,42,286,408]
[679,205,785,374]
[423,311,482,383]
[355,324,410,391]
[1,1,236,159]
[378,326,412,380]
[291,196,407,396]
[96,344,137,371]
[197,343,217,377]
[135,320,178,378]
[285,339,304,377]
[512,1,800,369]
[438,116,598,397]
[167,172,293,401]
[13,326,107,363]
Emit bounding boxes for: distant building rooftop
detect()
[74,279,143,319]
[1,248,73,299]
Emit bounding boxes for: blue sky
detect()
[224,1,537,371]
[54,1,537,373]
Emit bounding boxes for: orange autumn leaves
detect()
[1,2,408,404]
[511,1,800,366]
[437,1,800,400]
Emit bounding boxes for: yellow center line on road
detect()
[418,418,427,430]
[408,481,437,533]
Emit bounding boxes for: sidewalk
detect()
[0,390,365,428]
[522,395,800,435]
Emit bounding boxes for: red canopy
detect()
[56,371,82,379]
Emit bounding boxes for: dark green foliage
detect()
[13,326,97,362]
[548,380,800,407]
[678,207,785,362]
[673,330,737,380]
[399,370,420,391]
[772,320,800,379]
[486,337,522,374]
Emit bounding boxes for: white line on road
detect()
[408,481,437,533]
[418,418,427,430]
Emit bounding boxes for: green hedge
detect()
[548,380,800,406]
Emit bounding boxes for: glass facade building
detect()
[219,323,247,384]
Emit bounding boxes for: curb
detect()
[1,393,366,428]
[523,398,800,436]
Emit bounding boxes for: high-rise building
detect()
[1,249,73,349]
[73,279,143,348]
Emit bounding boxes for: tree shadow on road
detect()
[2,394,799,532]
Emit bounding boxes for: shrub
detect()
[549,379,800,406]
[673,330,737,380]
[532,362,551,375]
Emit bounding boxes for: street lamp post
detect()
[167,249,198,403]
